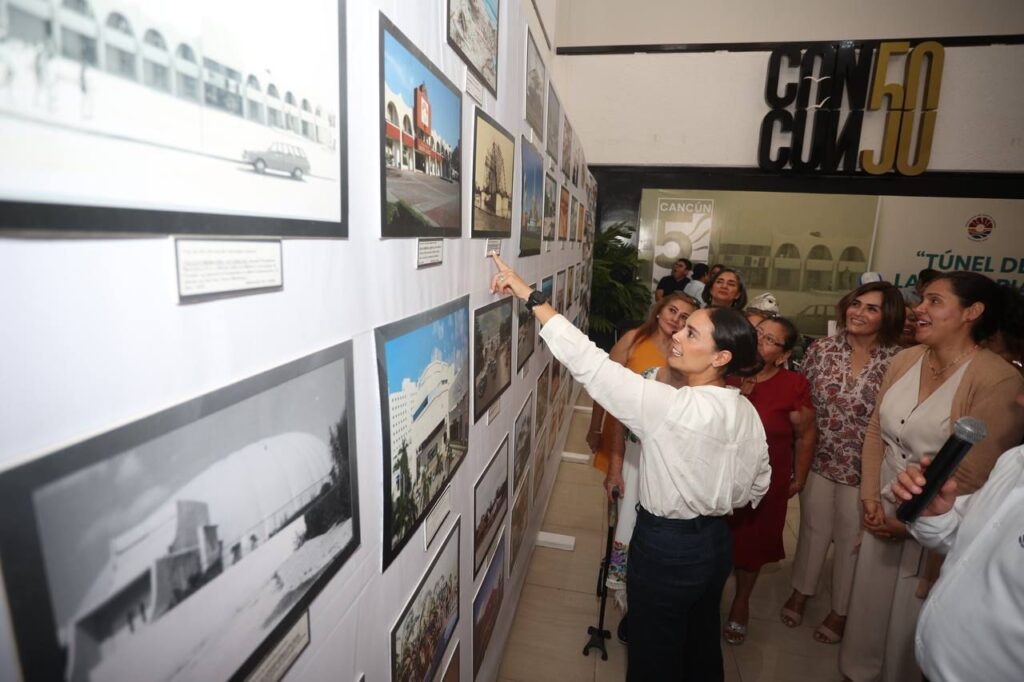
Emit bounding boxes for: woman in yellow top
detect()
[587,292,698,471]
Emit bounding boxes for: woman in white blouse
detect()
[491,255,770,682]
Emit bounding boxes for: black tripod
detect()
[582,487,619,660]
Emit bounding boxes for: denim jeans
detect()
[626,506,733,681]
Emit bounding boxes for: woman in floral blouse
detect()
[780,282,905,644]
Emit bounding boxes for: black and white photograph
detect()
[0,341,360,682]
[0,0,347,237]
[473,436,508,575]
[471,107,515,238]
[390,519,460,682]
[542,173,557,241]
[512,394,532,494]
[545,83,560,162]
[472,532,506,678]
[534,360,550,431]
[560,113,572,178]
[447,0,499,96]
[516,282,536,372]
[518,136,542,257]
[523,30,545,141]
[381,14,462,238]
[377,296,470,569]
[509,486,529,571]
[473,298,513,422]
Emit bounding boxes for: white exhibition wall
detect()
[0,1,591,681]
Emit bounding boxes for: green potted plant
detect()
[587,222,652,351]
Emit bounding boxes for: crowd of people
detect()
[490,254,1024,682]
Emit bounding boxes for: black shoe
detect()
[617,614,628,644]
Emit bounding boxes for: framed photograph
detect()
[531,427,546,503]
[560,114,572,178]
[440,641,461,682]
[542,174,557,241]
[0,341,360,681]
[516,283,536,372]
[577,206,586,243]
[512,393,533,494]
[0,0,347,237]
[540,276,554,318]
[473,298,513,422]
[447,0,499,97]
[523,30,545,141]
[473,437,509,575]
[380,14,462,238]
[567,264,575,310]
[557,187,569,241]
[550,357,562,401]
[555,269,567,314]
[390,519,460,682]
[473,532,506,678]
[471,108,514,238]
[534,361,550,431]
[571,137,581,188]
[518,137,542,257]
[545,83,560,162]
[569,196,579,243]
[509,486,529,571]
[376,296,470,569]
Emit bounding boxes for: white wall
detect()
[555,0,1024,46]
[0,1,590,681]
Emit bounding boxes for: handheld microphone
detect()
[896,417,987,523]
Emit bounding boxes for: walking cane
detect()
[582,486,619,661]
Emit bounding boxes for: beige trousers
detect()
[789,471,861,615]
[838,494,924,682]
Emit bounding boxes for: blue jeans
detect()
[626,506,732,681]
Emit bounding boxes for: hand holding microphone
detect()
[893,417,986,523]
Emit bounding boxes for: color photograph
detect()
[545,83,560,162]
[440,641,461,682]
[542,173,557,241]
[391,520,460,682]
[471,108,515,238]
[512,393,533,494]
[558,186,569,241]
[473,533,506,678]
[556,268,567,314]
[550,356,562,401]
[560,114,572,178]
[569,195,579,243]
[519,137,543,256]
[447,0,499,96]
[0,0,347,236]
[377,296,470,569]
[534,360,550,433]
[381,15,462,238]
[0,341,360,682]
[567,264,575,310]
[531,427,546,503]
[576,199,585,242]
[473,437,508,575]
[509,486,529,571]
[523,30,545,141]
[516,282,536,372]
[473,298,513,421]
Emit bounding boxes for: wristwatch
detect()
[525,289,549,314]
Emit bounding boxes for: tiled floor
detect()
[498,393,841,681]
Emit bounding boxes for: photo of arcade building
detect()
[60,432,336,682]
[384,81,456,181]
[1,0,338,149]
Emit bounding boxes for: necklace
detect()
[927,345,978,378]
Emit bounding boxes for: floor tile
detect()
[528,523,605,595]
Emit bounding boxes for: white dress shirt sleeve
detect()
[539,314,675,443]
[907,498,967,556]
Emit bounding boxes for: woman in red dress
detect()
[722,316,816,644]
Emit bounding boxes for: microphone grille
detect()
[953,416,988,444]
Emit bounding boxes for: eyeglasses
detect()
[756,328,786,349]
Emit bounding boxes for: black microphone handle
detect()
[895,436,974,523]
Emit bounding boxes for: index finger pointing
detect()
[490,252,510,272]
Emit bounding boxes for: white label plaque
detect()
[417,238,444,268]
[487,399,501,423]
[424,485,452,549]
[485,239,502,257]
[465,72,486,105]
[244,610,310,682]
[176,239,282,299]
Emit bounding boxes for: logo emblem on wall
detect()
[965,214,995,242]
[757,40,945,176]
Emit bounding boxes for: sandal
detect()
[722,620,747,645]
[780,594,805,628]
[813,623,843,644]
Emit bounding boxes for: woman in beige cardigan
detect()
[838,272,1024,682]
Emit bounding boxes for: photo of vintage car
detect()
[243,142,311,180]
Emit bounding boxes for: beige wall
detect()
[555,0,1024,46]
